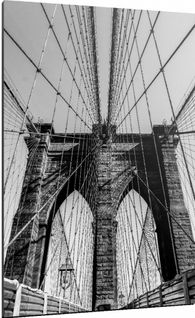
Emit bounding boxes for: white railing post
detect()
[43,292,48,314]
[13,283,22,316]
[59,298,61,313]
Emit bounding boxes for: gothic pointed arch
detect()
[116,189,161,305]
[39,190,94,310]
[117,176,177,281]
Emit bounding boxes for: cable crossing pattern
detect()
[3,2,195,314]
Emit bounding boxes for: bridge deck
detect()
[3,278,88,317]
[4,269,195,316]
[122,269,195,309]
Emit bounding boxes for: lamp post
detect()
[119,291,125,307]
[59,257,74,298]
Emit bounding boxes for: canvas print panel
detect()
[3,0,195,316]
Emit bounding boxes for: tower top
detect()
[92,123,116,143]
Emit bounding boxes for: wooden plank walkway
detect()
[3,279,87,317]
[3,269,195,316]
[122,269,195,309]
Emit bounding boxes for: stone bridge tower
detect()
[93,123,195,310]
[5,123,195,311]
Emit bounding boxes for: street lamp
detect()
[59,257,74,293]
[119,291,125,307]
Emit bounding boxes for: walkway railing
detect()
[3,278,88,317]
[122,269,195,309]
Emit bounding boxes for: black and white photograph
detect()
[2,0,195,316]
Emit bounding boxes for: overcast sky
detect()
[3,1,195,133]
[3,2,195,310]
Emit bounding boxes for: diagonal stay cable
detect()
[4,28,94,133]
[40,215,83,306]
[172,84,195,126]
[62,5,96,122]
[113,10,143,121]
[111,8,125,112]
[86,6,101,123]
[146,11,195,202]
[78,5,100,123]
[3,3,57,190]
[112,11,160,125]
[135,173,195,245]
[127,193,162,278]
[5,140,102,250]
[121,199,149,297]
[3,81,37,131]
[117,23,195,128]
[40,3,97,125]
[4,129,95,141]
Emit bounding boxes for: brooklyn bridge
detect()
[3,1,195,316]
